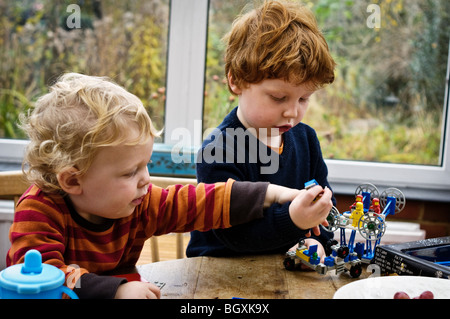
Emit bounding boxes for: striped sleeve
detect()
[146,179,268,235]
[148,180,232,235]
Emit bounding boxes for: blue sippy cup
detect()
[0,249,78,299]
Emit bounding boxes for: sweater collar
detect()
[64,196,115,232]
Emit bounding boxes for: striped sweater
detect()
[7,179,268,298]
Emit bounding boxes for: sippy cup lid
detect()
[0,250,66,294]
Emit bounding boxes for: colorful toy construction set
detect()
[284,180,406,278]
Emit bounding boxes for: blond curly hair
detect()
[224,0,336,92]
[21,73,160,194]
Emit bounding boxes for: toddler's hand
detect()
[304,238,326,262]
[115,281,161,299]
[264,184,304,208]
[288,185,332,233]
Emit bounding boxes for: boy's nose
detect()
[283,104,298,118]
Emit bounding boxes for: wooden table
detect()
[137,254,370,299]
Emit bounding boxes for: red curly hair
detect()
[224,0,336,92]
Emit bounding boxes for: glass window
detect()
[1,0,449,199]
[203,0,450,166]
[203,0,248,131]
[0,0,169,138]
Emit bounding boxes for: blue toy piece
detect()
[324,256,335,267]
[304,179,318,190]
[284,181,406,278]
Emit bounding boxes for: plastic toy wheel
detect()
[380,187,406,214]
[349,264,362,278]
[337,246,349,259]
[283,257,296,271]
[354,183,379,199]
[357,213,386,240]
[324,206,340,232]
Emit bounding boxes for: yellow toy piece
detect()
[350,202,364,227]
[296,248,310,263]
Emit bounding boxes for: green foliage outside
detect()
[1,0,449,166]
[0,0,169,138]
[203,0,450,165]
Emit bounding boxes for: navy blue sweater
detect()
[186,107,334,257]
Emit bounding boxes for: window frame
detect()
[1,0,450,201]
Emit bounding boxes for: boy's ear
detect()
[227,72,242,95]
[57,167,82,195]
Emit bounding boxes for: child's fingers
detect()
[318,188,333,208]
[311,225,321,236]
[318,186,332,202]
[304,185,324,202]
[305,185,332,207]
[146,283,161,299]
[289,185,333,231]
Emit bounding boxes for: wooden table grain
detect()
[137,254,370,299]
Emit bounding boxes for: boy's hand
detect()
[115,281,161,299]
[288,185,332,233]
[264,184,304,208]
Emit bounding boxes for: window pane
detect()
[0,0,169,139]
[204,0,449,166]
[203,0,249,130]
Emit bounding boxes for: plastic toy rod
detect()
[340,228,346,246]
[381,202,390,215]
[381,198,393,216]
[348,230,357,253]
[435,261,450,267]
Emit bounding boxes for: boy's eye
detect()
[270,95,286,102]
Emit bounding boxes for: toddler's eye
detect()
[124,170,137,177]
